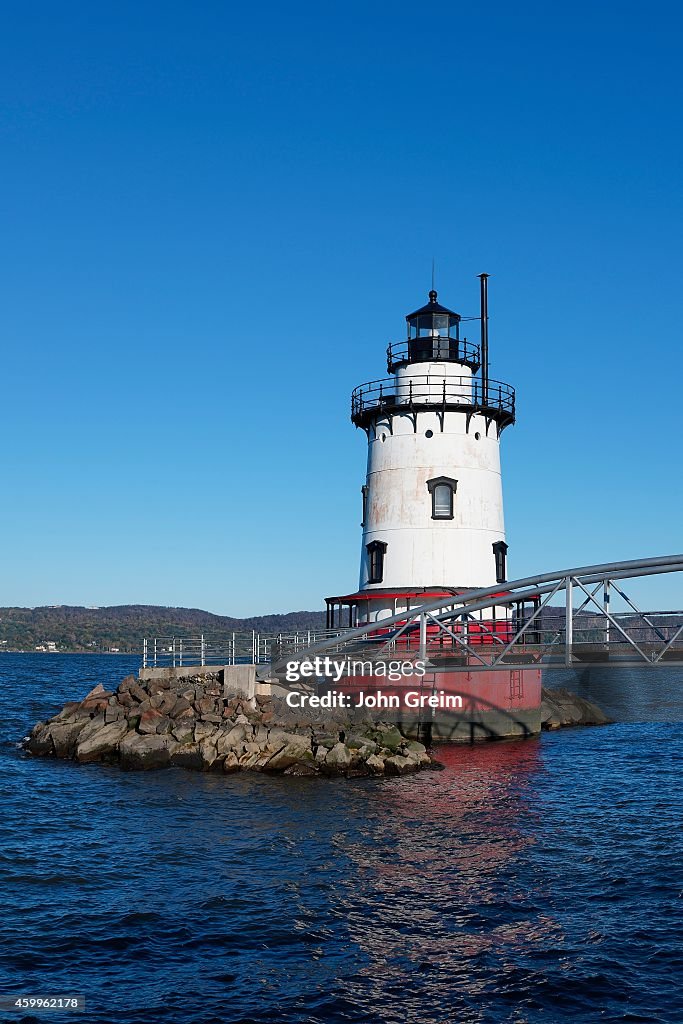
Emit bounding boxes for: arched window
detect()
[426,477,457,520]
[367,540,387,584]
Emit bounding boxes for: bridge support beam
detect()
[565,577,573,666]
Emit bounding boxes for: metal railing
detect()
[387,338,481,373]
[268,555,683,672]
[351,374,515,427]
[141,628,352,669]
[141,558,683,673]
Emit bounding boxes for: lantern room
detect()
[387,289,480,372]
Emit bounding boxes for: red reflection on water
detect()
[333,738,564,997]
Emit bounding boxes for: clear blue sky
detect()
[1,1,682,615]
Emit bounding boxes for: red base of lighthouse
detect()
[328,663,542,743]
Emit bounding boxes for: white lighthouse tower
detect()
[326,276,515,628]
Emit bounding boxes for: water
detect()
[1,654,682,1024]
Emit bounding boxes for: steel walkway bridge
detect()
[142,555,683,673]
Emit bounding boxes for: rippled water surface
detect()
[1,654,682,1024]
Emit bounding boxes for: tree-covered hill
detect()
[0,604,327,654]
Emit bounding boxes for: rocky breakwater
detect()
[24,672,434,777]
[540,686,612,730]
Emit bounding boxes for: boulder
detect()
[77,713,106,744]
[365,754,386,775]
[540,688,611,729]
[49,720,88,758]
[54,701,86,722]
[156,691,179,716]
[171,743,204,770]
[26,723,54,755]
[384,754,413,775]
[104,705,125,724]
[169,697,193,719]
[324,742,353,771]
[119,733,177,770]
[197,696,217,716]
[376,726,403,752]
[83,683,113,701]
[171,722,194,744]
[194,721,217,743]
[265,733,314,771]
[80,696,110,712]
[406,740,427,754]
[127,681,149,703]
[138,708,164,735]
[148,678,171,694]
[216,724,246,754]
[223,751,240,773]
[76,720,129,763]
[199,738,222,771]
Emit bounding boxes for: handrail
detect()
[387,338,481,373]
[140,557,683,672]
[351,373,515,427]
[269,554,683,670]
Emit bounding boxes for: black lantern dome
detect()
[406,289,461,338]
[387,290,480,372]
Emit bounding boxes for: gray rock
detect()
[197,696,217,716]
[376,726,403,752]
[216,724,246,754]
[148,678,171,694]
[54,701,87,722]
[199,738,221,771]
[406,740,427,754]
[119,733,177,770]
[194,721,217,743]
[325,742,353,771]
[171,722,194,744]
[171,743,204,770]
[127,681,149,703]
[223,751,240,773]
[26,723,54,755]
[49,720,87,758]
[265,733,314,771]
[169,697,192,719]
[76,720,129,763]
[138,709,164,734]
[77,713,107,745]
[365,753,386,774]
[384,754,414,775]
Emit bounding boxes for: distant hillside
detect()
[0,604,327,654]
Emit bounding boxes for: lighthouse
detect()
[326,276,516,628]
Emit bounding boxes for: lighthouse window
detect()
[493,541,509,583]
[367,541,387,584]
[361,485,368,527]
[426,476,457,520]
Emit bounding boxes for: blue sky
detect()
[1,1,682,615]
